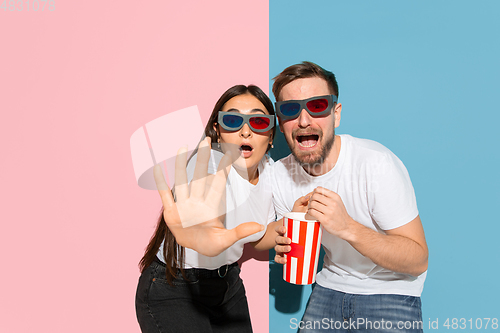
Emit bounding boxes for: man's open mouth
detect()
[296,134,319,148]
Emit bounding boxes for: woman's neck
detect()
[234,164,259,185]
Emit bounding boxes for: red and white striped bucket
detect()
[283,212,323,285]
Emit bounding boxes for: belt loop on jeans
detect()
[218,264,229,278]
[153,256,237,279]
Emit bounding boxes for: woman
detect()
[135,85,281,333]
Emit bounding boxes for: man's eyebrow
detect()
[226,108,266,114]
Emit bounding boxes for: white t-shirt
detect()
[271,134,426,296]
[157,150,275,269]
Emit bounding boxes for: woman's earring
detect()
[217,140,221,149]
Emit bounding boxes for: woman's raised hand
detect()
[153,137,265,257]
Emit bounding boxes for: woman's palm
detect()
[153,138,264,257]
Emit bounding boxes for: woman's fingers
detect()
[274,244,291,253]
[154,165,184,232]
[174,146,189,201]
[153,164,174,208]
[190,137,210,199]
[274,235,287,264]
[206,150,232,208]
[274,223,292,261]
[274,253,287,264]
[274,234,291,258]
[227,222,265,246]
[275,235,291,245]
[275,222,286,236]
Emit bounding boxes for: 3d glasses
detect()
[275,95,338,120]
[218,111,275,133]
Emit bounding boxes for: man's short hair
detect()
[272,61,339,101]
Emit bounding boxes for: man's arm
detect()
[275,186,428,276]
[308,186,428,276]
[344,215,428,276]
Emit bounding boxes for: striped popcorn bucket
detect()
[283,212,323,285]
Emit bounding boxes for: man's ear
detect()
[277,118,284,133]
[333,103,342,128]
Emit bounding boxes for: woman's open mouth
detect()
[239,144,254,157]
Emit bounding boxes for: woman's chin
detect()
[232,158,259,174]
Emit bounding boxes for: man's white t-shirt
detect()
[271,134,426,296]
[157,150,275,269]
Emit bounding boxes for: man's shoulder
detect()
[342,134,392,154]
[342,134,397,163]
[341,135,409,179]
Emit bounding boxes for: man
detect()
[272,62,428,332]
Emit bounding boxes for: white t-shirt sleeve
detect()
[366,151,419,230]
[270,162,290,221]
[261,156,277,224]
[267,195,277,224]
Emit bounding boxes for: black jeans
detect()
[135,259,253,333]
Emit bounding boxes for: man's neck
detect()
[302,135,342,176]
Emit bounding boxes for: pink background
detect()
[0,1,269,332]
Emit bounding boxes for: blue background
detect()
[269,0,500,331]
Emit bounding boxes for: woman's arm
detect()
[251,220,281,251]
[252,193,312,251]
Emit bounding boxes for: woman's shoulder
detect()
[262,154,274,167]
[258,154,274,175]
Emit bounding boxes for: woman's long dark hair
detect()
[138,85,275,284]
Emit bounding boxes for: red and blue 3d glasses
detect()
[275,95,337,120]
[218,111,275,133]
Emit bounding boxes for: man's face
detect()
[279,77,341,170]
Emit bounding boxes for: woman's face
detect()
[216,93,273,174]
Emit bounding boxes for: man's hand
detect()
[291,192,312,214]
[306,186,428,276]
[274,193,315,264]
[305,186,355,241]
[153,137,265,257]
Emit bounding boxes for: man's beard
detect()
[287,128,335,169]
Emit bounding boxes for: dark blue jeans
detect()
[296,284,423,332]
[135,259,252,333]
